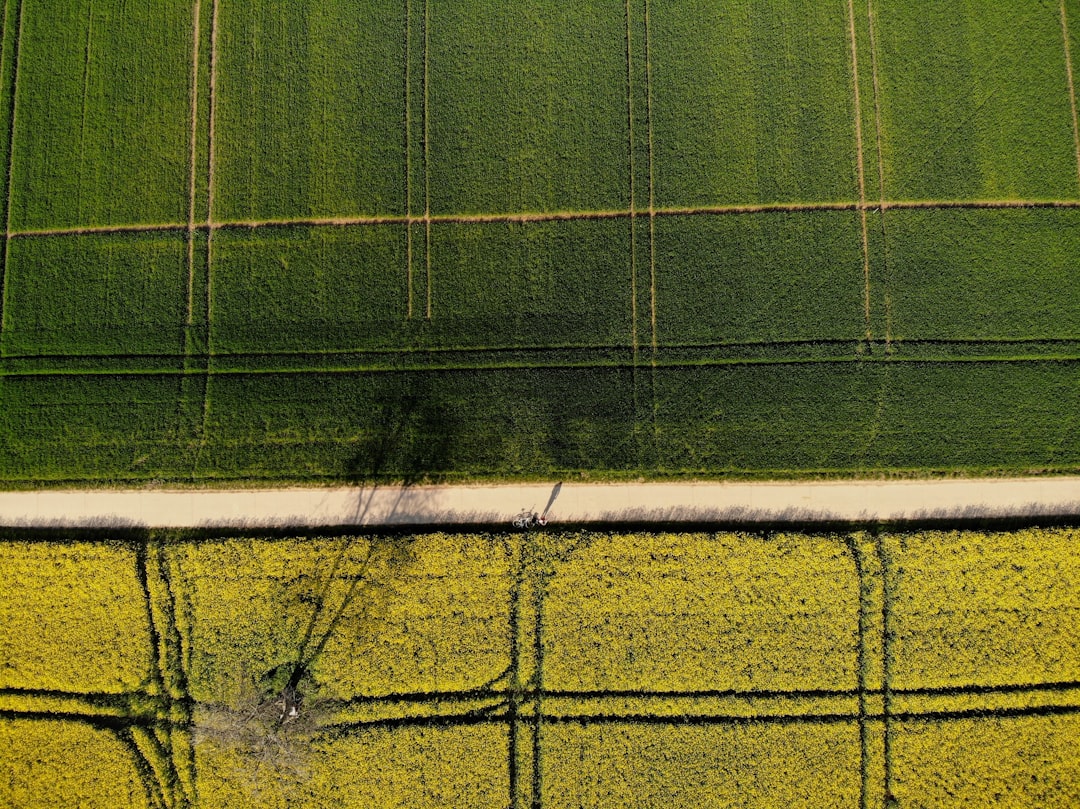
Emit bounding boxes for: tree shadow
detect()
[188,374,462,798]
[344,373,460,488]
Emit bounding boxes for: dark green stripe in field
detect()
[1,361,1078,485]
[3,232,188,356]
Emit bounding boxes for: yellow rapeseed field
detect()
[2,528,1079,807]
[0,718,149,809]
[0,540,153,693]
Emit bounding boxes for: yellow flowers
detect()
[885,529,1080,690]
[0,540,153,693]
[0,719,150,809]
[2,529,1079,807]
[543,532,859,693]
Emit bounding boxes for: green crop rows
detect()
[1,0,1080,486]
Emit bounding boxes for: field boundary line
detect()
[846,0,873,343]
[9,197,1080,242]
[404,0,412,319]
[1060,0,1080,192]
[866,0,892,346]
[423,0,431,319]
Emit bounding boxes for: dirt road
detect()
[1,477,1078,529]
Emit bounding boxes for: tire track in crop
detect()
[0,0,9,341]
[878,535,897,808]
[641,0,661,468]
[623,0,637,363]
[142,540,195,808]
[845,536,872,809]
[10,351,1080,381]
[528,538,549,809]
[507,537,527,809]
[1059,0,1080,193]
[866,0,893,348]
[179,0,207,482]
[625,0,655,475]
[192,0,220,479]
[0,0,24,343]
[185,0,202,338]
[845,0,873,345]
[404,0,413,319]
[130,723,190,809]
[507,544,521,809]
[76,1,94,225]
[422,0,432,320]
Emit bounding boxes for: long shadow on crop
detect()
[288,374,462,690]
[344,373,460,489]
[191,378,467,799]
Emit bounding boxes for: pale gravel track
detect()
[0,477,1078,529]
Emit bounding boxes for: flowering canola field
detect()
[2,528,1079,807]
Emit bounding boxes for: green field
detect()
[3,528,1080,807]
[2,0,1080,485]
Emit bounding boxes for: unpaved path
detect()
[0,477,1077,529]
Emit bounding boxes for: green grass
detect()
[209,225,407,354]
[653,361,1080,474]
[650,0,859,208]
[428,0,629,214]
[2,233,188,356]
[213,1,405,222]
[197,368,637,482]
[654,211,865,345]
[0,374,191,483]
[425,219,632,348]
[10,0,193,230]
[873,0,1078,201]
[886,209,1080,340]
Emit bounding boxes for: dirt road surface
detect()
[1,477,1078,528]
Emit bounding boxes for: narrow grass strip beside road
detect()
[1,478,1078,529]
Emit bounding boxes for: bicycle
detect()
[512,511,547,529]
